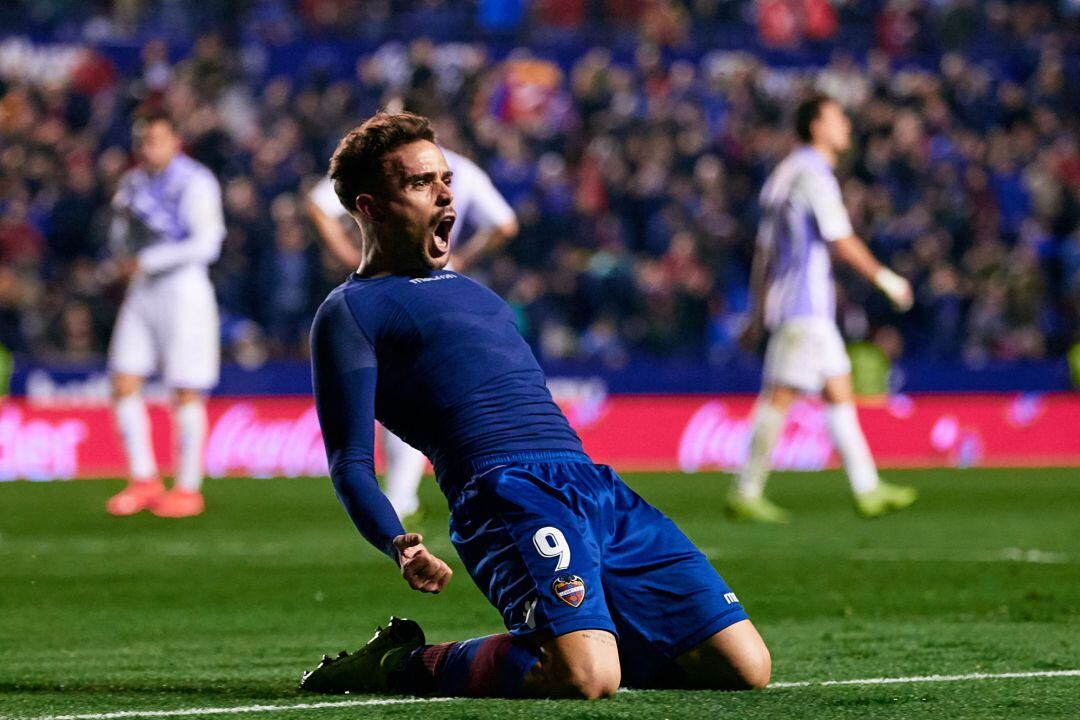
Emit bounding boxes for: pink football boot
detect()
[106,478,165,516]
[149,488,205,518]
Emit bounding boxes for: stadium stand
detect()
[1,0,1077,377]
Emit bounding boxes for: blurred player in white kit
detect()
[105,112,224,518]
[731,95,918,523]
[306,127,517,521]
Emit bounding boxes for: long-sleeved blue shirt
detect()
[310,269,584,560]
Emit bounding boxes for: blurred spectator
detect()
[0,268,30,354]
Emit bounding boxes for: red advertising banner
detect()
[576,394,1080,472]
[1,393,1078,482]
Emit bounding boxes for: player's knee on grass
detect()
[554,660,620,700]
[546,667,620,699]
[726,637,771,690]
[674,619,771,691]
[527,630,621,699]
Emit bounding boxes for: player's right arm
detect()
[106,174,141,282]
[393,533,453,594]
[310,293,404,560]
[802,171,913,311]
[306,178,362,269]
[310,292,452,592]
[108,176,132,252]
[740,229,772,351]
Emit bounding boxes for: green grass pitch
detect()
[2,469,1078,719]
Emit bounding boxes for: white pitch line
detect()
[7,670,1079,720]
[3,697,458,720]
[769,669,1080,689]
[698,547,1076,565]
[848,548,1072,565]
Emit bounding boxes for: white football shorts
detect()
[763,316,851,393]
[108,269,220,390]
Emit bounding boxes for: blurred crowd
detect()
[1,0,1079,369]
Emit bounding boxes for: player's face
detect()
[134,120,182,173]
[375,140,456,270]
[814,101,852,154]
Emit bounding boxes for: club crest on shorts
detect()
[551,574,586,608]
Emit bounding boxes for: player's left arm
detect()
[136,171,226,275]
[804,173,913,311]
[831,236,913,311]
[445,172,518,271]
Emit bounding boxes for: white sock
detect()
[381,427,426,518]
[114,394,158,481]
[174,400,208,493]
[736,402,787,499]
[826,402,880,495]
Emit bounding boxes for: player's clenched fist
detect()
[393,533,453,594]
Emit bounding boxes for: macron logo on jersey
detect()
[724,592,739,605]
[409,273,458,285]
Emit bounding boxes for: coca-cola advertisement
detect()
[2,393,1078,482]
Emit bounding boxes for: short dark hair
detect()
[794,94,835,143]
[328,111,436,213]
[133,108,178,133]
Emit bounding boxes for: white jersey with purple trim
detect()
[309,147,515,247]
[108,154,224,390]
[757,146,853,331]
[110,154,225,275]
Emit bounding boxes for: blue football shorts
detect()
[445,450,748,686]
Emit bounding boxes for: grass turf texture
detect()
[1,469,1078,719]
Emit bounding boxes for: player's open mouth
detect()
[432,214,455,253]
